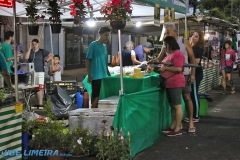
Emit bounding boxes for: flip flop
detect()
[188,127,196,133]
[231,88,235,94]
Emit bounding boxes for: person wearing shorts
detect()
[0,52,13,90]
[152,36,185,136]
[149,23,196,133]
[86,27,111,108]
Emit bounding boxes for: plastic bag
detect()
[22,111,40,121]
[50,86,76,119]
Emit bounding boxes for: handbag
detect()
[159,73,178,89]
[224,50,233,73]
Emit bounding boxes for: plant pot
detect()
[110,21,126,30]
[73,26,83,36]
[50,24,62,34]
[28,26,39,35]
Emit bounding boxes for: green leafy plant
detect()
[43,96,57,121]
[23,0,45,25]
[95,120,132,160]
[47,0,63,24]
[28,120,68,150]
[64,127,96,156]
[100,0,133,22]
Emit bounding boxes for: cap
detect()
[143,42,154,50]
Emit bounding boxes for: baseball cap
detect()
[143,42,154,50]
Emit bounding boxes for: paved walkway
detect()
[134,72,240,160]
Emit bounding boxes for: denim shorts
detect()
[221,66,226,70]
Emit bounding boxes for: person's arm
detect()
[131,50,141,65]
[86,59,92,82]
[25,43,32,60]
[86,43,93,83]
[185,39,196,84]
[148,45,166,64]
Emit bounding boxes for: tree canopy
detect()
[189,0,240,25]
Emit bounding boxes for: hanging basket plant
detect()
[23,0,45,35]
[69,0,93,36]
[47,0,63,34]
[100,0,133,30]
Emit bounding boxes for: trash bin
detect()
[199,93,211,116]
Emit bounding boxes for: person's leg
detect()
[230,72,235,94]
[195,73,203,119]
[221,68,227,94]
[91,97,99,108]
[166,88,183,136]
[183,76,194,129]
[2,70,14,90]
[174,104,183,132]
[190,82,197,119]
[37,90,43,106]
[91,79,102,108]
[238,65,240,77]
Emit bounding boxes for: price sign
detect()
[0,0,13,8]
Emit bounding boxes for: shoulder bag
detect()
[224,50,233,73]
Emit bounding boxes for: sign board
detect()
[136,0,186,14]
[0,0,13,8]
[164,7,175,23]
[154,4,161,27]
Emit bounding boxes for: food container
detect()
[134,68,141,74]
[129,74,134,78]
[134,73,143,78]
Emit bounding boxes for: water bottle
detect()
[76,91,83,108]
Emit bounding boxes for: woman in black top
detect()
[189,31,204,124]
[122,41,141,67]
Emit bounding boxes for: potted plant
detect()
[69,0,93,36]
[64,127,97,159]
[47,0,63,34]
[100,0,133,30]
[28,97,68,160]
[95,120,132,160]
[23,0,45,35]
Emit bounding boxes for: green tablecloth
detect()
[112,87,186,157]
[99,74,160,99]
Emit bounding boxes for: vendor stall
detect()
[0,101,22,160]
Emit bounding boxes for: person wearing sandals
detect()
[149,36,185,136]
[220,40,236,95]
[189,31,205,123]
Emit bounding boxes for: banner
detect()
[154,4,161,27]
[136,0,186,14]
[164,7,175,23]
[0,0,13,8]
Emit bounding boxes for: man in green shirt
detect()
[0,52,13,89]
[0,31,21,73]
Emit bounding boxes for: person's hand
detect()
[88,76,92,83]
[29,42,32,49]
[159,66,166,72]
[17,53,22,57]
[189,75,195,84]
[147,59,156,64]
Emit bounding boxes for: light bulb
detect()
[136,22,141,27]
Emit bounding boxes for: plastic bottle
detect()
[76,91,83,108]
[83,90,89,108]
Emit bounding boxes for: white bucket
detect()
[34,72,45,90]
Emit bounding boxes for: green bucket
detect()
[200,99,208,116]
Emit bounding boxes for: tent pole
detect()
[185,0,189,39]
[13,0,19,102]
[49,22,53,54]
[118,29,123,95]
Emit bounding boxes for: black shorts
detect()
[92,79,102,98]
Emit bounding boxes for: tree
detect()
[189,0,199,14]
